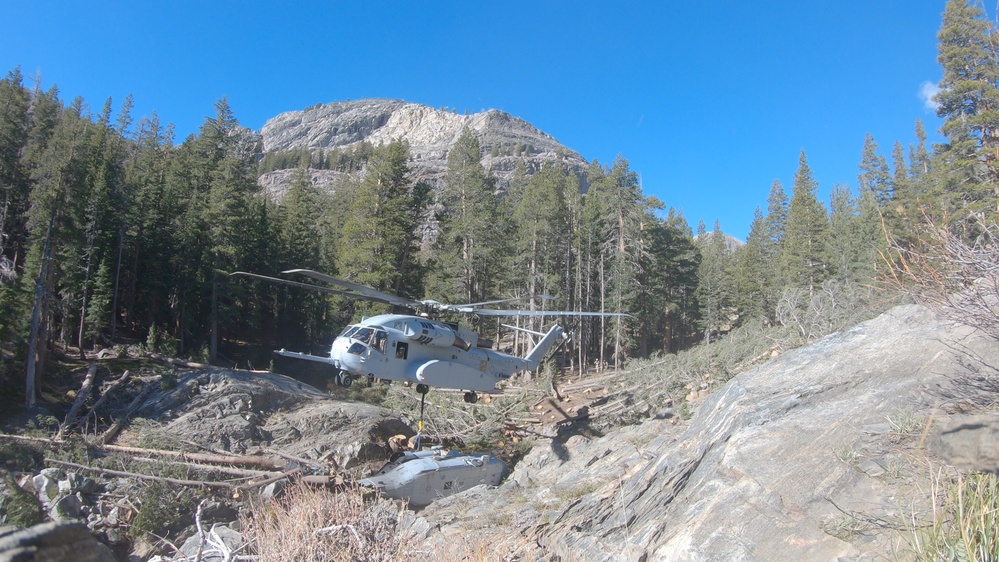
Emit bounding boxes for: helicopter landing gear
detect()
[463,391,478,404]
[335,371,352,388]
[416,384,430,395]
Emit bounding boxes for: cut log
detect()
[99,380,158,444]
[57,363,98,438]
[79,369,131,426]
[143,351,211,369]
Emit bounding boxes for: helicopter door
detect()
[360,329,388,372]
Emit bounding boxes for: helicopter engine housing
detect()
[402,319,470,350]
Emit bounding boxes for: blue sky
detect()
[2,1,948,240]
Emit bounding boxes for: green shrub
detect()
[0,441,44,472]
[129,480,199,538]
[0,472,44,527]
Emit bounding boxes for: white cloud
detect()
[920,81,941,112]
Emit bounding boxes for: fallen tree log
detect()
[100,444,287,471]
[78,369,132,427]
[143,352,212,369]
[45,458,302,491]
[99,380,158,444]
[127,456,276,479]
[57,364,98,439]
[0,434,288,472]
[46,458,242,489]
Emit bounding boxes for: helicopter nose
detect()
[332,337,363,373]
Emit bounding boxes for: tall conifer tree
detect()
[935,0,999,217]
[779,150,830,290]
[432,128,499,304]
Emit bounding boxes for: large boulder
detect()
[0,522,113,562]
[133,369,413,468]
[411,304,999,561]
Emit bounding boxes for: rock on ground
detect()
[132,369,413,469]
[0,522,114,562]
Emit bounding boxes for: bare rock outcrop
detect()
[133,369,413,469]
[258,98,590,196]
[411,304,999,561]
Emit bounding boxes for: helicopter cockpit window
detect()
[347,342,366,355]
[372,330,387,354]
[339,326,359,339]
[352,327,374,344]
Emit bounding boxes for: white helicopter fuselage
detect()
[276,313,564,394]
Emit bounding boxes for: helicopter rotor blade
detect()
[452,294,554,310]
[471,309,633,318]
[283,269,423,309]
[228,271,386,301]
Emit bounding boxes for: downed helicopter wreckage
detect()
[359,447,507,508]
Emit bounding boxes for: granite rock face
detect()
[410,304,999,561]
[258,98,590,195]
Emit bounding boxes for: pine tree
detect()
[779,150,830,290]
[828,184,858,282]
[511,161,571,323]
[573,160,609,368]
[734,207,772,320]
[592,156,643,367]
[764,179,789,289]
[0,68,32,337]
[935,0,999,218]
[122,112,174,337]
[337,139,424,301]
[651,208,699,352]
[909,119,931,180]
[431,128,499,304]
[858,133,892,206]
[21,95,90,404]
[695,220,732,343]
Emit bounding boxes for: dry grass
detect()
[241,479,547,561]
[242,480,416,562]
[899,470,999,561]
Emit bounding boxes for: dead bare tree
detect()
[883,215,999,340]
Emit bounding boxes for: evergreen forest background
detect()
[1,0,997,407]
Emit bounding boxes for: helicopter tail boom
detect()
[524,325,566,369]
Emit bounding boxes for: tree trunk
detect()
[25,212,55,407]
[110,223,124,339]
[209,273,218,364]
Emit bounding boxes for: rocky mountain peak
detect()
[258,98,590,194]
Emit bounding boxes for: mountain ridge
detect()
[257,97,591,194]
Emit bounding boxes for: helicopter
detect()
[230,269,626,403]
